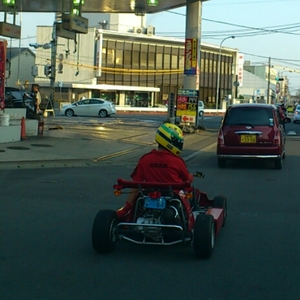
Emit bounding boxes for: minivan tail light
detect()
[218,129,224,145]
[273,130,280,145]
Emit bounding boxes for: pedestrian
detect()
[32,84,42,114]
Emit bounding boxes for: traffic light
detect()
[72,0,84,15]
[275,77,284,81]
[31,65,38,77]
[44,64,52,77]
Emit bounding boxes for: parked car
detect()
[217,103,291,169]
[198,100,204,117]
[4,87,35,119]
[293,105,300,123]
[61,98,117,117]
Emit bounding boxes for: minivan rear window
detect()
[224,107,274,126]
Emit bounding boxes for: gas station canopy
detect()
[0,0,208,14]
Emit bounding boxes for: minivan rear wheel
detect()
[218,158,227,168]
[274,157,282,169]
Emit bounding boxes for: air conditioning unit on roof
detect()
[146,25,155,36]
[133,27,143,34]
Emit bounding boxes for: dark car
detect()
[217,103,291,169]
[5,87,35,119]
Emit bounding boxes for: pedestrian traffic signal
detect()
[44,64,52,77]
[275,77,284,81]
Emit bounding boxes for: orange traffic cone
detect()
[20,117,27,141]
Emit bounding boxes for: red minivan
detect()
[217,104,291,169]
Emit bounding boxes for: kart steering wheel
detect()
[193,171,205,178]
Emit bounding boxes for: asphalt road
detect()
[46,112,300,136]
[1,131,300,300]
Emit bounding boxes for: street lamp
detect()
[216,35,235,113]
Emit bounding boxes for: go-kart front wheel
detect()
[92,210,118,253]
[193,214,215,259]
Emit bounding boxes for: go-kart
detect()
[92,172,227,259]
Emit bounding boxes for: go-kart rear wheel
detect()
[193,214,215,259]
[213,196,227,226]
[92,210,118,253]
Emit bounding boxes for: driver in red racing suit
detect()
[116,123,194,219]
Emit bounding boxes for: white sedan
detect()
[293,105,300,123]
[61,98,117,118]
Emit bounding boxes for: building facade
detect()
[5,47,35,88]
[33,26,239,110]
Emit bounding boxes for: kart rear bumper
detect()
[117,222,189,245]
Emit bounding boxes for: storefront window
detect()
[134,92,150,107]
[91,91,119,105]
[125,92,150,107]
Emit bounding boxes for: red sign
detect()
[0,39,7,111]
[184,38,197,75]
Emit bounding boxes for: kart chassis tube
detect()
[117,222,187,245]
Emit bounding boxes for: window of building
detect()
[124,50,131,66]
[171,54,178,69]
[132,51,140,68]
[141,52,147,68]
[164,53,170,69]
[156,53,163,69]
[149,52,155,69]
[115,49,123,65]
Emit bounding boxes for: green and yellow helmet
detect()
[155,123,184,156]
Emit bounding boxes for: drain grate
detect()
[7,146,30,150]
[0,150,5,152]
[31,144,53,148]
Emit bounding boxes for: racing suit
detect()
[116,148,193,219]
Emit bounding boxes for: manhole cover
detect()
[31,144,53,147]
[7,146,30,150]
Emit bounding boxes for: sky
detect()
[2,0,300,93]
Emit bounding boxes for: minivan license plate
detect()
[240,135,256,143]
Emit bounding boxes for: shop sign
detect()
[184,38,198,75]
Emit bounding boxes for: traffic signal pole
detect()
[267,57,271,104]
[49,21,57,113]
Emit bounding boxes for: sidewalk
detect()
[0,124,217,169]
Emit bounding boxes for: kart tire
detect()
[213,196,227,226]
[92,210,118,253]
[193,214,215,259]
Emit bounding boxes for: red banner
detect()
[0,40,7,111]
[184,38,197,75]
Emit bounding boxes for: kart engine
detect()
[136,200,181,226]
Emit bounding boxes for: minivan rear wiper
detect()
[229,123,254,128]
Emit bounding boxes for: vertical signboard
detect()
[237,54,244,87]
[0,39,7,111]
[176,89,198,124]
[184,38,198,75]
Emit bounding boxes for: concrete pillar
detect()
[119,93,125,106]
[183,0,204,90]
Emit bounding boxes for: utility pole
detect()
[267,57,271,104]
